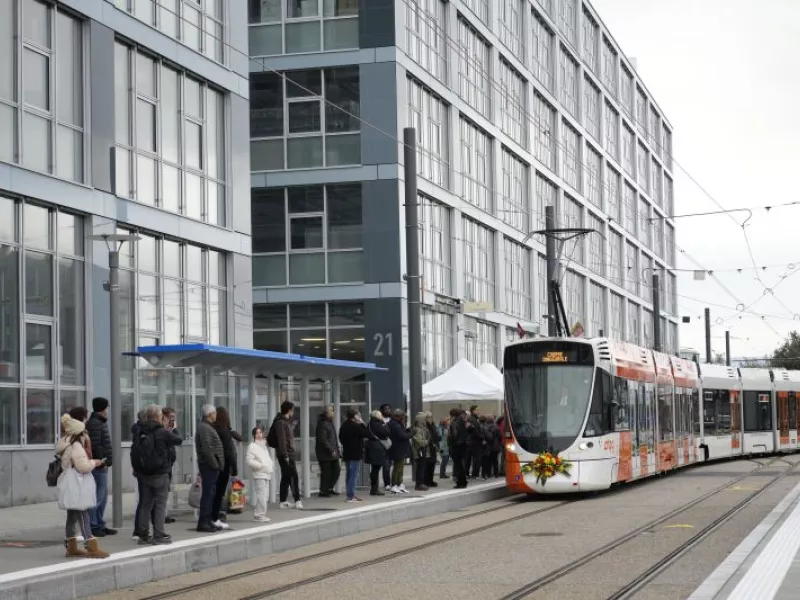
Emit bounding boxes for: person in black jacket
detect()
[338,408,370,502]
[423,411,440,487]
[364,411,390,496]
[134,404,182,545]
[161,407,179,524]
[315,405,340,497]
[87,397,115,537]
[467,405,484,479]
[210,406,237,530]
[448,408,469,488]
[387,409,413,494]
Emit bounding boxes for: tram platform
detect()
[0,478,507,600]
[689,478,800,600]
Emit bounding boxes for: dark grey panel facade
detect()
[89,21,115,194]
[363,179,402,284]
[358,0,395,49]
[359,62,399,166]
[364,298,404,407]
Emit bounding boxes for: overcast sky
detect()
[592,0,800,360]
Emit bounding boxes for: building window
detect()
[622,124,635,177]
[605,102,620,161]
[533,92,556,170]
[408,78,449,189]
[557,0,576,45]
[535,173,557,232]
[665,223,675,266]
[664,175,674,216]
[620,66,634,116]
[609,229,623,286]
[637,141,649,193]
[500,148,529,232]
[562,120,580,190]
[584,75,600,141]
[421,307,454,381]
[662,126,673,168]
[639,198,652,250]
[649,106,661,154]
[610,292,623,339]
[589,282,605,337]
[588,214,604,275]
[250,67,360,172]
[601,36,617,96]
[654,217,665,260]
[116,42,227,225]
[582,8,598,73]
[459,118,493,213]
[406,0,447,81]
[500,0,524,60]
[0,198,87,446]
[504,237,531,320]
[627,301,640,345]
[118,226,228,439]
[606,165,621,222]
[643,307,652,349]
[499,60,527,148]
[585,144,602,209]
[462,217,495,304]
[464,317,498,366]
[249,0,358,56]
[636,87,648,138]
[419,196,452,296]
[559,46,578,117]
[626,242,639,295]
[0,3,84,182]
[253,301,365,362]
[667,273,677,316]
[251,183,363,287]
[456,18,491,118]
[564,269,584,332]
[623,182,637,234]
[461,0,489,23]
[562,195,584,265]
[538,253,548,331]
[531,12,555,92]
[652,158,663,208]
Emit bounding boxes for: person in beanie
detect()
[86,397,115,537]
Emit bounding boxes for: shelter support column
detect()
[248,373,256,507]
[333,378,342,494]
[268,374,278,504]
[301,377,311,499]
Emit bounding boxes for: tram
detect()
[503,336,800,494]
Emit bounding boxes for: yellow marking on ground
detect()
[664,524,694,529]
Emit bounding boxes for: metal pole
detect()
[332,378,341,495]
[725,330,731,366]
[301,377,311,499]
[109,249,123,529]
[404,127,423,419]
[545,205,557,337]
[652,273,661,352]
[705,308,712,364]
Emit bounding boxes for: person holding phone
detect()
[339,408,370,502]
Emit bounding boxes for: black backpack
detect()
[130,430,163,475]
[267,420,279,449]
[46,454,62,487]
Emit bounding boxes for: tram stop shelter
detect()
[135,343,386,503]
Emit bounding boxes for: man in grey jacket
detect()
[195,405,224,532]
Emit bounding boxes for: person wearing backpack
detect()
[269,401,303,509]
[195,405,225,532]
[131,404,182,545]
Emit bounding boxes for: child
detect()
[245,426,274,522]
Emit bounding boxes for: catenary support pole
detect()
[705,308,712,364]
[725,330,731,366]
[109,249,123,529]
[301,377,311,499]
[652,273,661,352]
[332,378,342,494]
[404,127,423,419]
[545,205,558,337]
[267,374,277,504]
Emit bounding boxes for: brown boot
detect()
[65,537,87,558]
[85,537,110,559]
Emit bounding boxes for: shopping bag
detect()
[57,468,97,511]
[227,477,246,511]
[188,475,202,509]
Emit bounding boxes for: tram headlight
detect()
[578,442,589,451]
[506,443,516,452]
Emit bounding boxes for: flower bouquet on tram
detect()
[520,451,572,486]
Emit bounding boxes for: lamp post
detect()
[89,233,140,528]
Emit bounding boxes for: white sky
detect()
[592,0,800,360]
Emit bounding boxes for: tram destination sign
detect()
[506,342,594,366]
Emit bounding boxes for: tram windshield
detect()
[504,342,594,454]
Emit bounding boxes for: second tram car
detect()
[503,336,800,494]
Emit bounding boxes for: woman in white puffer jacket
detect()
[245,426,274,522]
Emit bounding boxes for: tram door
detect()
[635,381,656,477]
[778,392,790,449]
[730,391,742,452]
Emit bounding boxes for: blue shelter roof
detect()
[135,344,386,379]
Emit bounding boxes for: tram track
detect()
[137,495,573,600]
[499,455,799,600]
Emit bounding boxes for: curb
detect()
[0,482,509,600]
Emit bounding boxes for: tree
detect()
[772,331,800,370]
[712,352,726,365]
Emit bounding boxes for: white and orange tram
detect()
[503,337,800,495]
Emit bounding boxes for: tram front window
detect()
[505,344,594,454]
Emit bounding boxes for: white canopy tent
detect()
[419,359,504,422]
[479,363,504,390]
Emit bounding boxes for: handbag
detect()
[188,475,202,508]
[379,437,392,450]
[57,468,97,511]
[46,455,63,487]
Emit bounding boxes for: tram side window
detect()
[703,390,717,435]
[657,383,674,442]
[586,368,614,436]
[692,389,701,436]
[743,391,772,432]
[630,383,639,446]
[613,377,630,430]
[638,384,655,449]
[716,390,731,435]
[789,392,797,430]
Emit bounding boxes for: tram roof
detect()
[134,344,387,379]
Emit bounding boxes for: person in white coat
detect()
[246,426,275,522]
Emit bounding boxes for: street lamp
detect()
[88,232,140,529]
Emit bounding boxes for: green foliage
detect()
[772,331,800,370]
